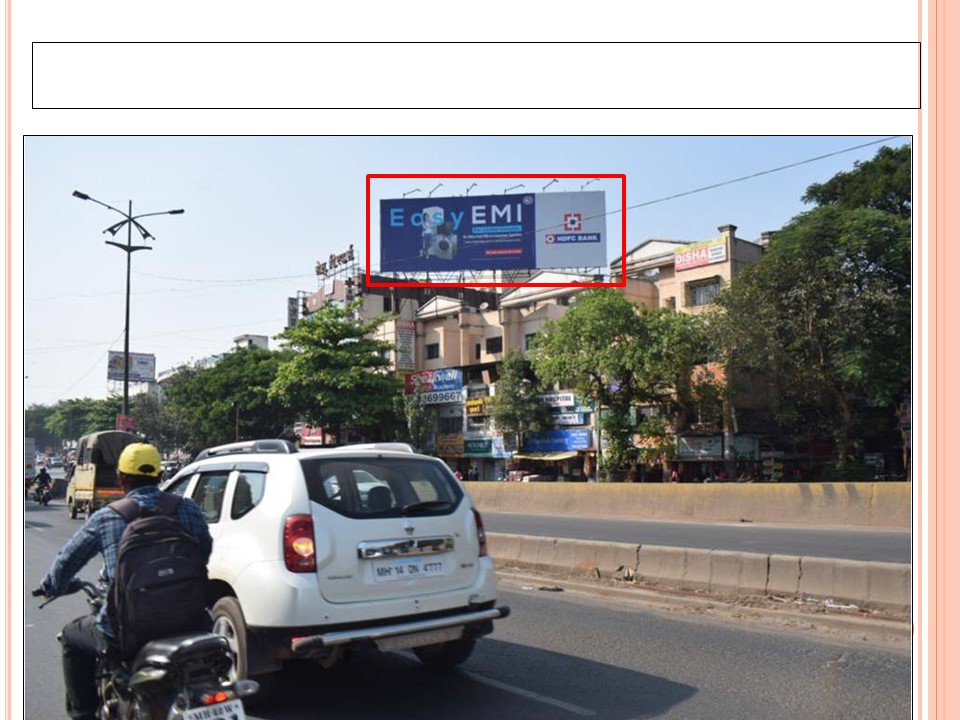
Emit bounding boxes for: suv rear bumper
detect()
[289,605,510,654]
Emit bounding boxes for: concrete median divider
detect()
[488,532,911,613]
[466,481,911,528]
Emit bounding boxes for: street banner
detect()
[395,319,416,370]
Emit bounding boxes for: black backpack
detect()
[107,493,211,658]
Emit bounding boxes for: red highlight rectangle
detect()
[366,174,627,289]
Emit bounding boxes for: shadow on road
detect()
[248,639,696,720]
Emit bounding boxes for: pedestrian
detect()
[454,469,463,481]
[37,442,212,720]
[670,467,680,483]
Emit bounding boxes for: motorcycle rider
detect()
[34,466,52,499]
[38,442,213,720]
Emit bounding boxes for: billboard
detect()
[534,191,606,268]
[380,191,606,272]
[404,368,463,394]
[674,236,728,271]
[107,352,156,383]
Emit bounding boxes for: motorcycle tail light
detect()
[200,689,234,705]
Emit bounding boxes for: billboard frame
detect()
[367,174,627,289]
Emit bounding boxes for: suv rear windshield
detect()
[301,457,463,519]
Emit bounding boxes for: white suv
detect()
[163,439,508,690]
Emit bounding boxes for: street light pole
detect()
[72,191,184,420]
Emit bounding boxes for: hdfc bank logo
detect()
[564,213,583,231]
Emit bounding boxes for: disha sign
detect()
[674,236,727,271]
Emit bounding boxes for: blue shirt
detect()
[42,485,213,636]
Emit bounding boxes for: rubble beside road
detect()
[496,566,911,650]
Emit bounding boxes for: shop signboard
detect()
[674,236,727,271]
[678,436,723,459]
[464,438,492,455]
[380,191,606,272]
[538,392,592,412]
[524,428,591,453]
[552,412,584,426]
[422,389,466,405]
[405,368,463,394]
[436,434,464,456]
[465,397,490,415]
[733,435,759,460]
[395,319,416,371]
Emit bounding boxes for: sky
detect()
[21,135,910,408]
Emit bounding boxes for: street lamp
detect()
[503,184,524,194]
[72,190,184,419]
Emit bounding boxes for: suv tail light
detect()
[283,515,317,572]
[472,508,488,557]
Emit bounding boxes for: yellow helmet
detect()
[118,442,162,478]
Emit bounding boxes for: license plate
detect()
[376,625,463,651]
[181,698,245,720]
[372,556,446,582]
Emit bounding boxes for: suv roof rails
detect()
[195,439,298,461]
[322,442,416,454]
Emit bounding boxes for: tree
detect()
[716,162,911,469]
[530,289,713,478]
[161,347,293,453]
[802,144,911,219]
[488,348,552,452]
[401,373,437,452]
[270,301,403,442]
[44,396,122,440]
[25,403,60,451]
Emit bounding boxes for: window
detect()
[485,336,503,355]
[382,295,393,312]
[301,457,463,518]
[475,343,481,360]
[230,471,266,519]
[192,472,230,524]
[686,278,722,306]
[165,475,194,497]
[524,333,538,350]
[426,343,440,359]
[438,416,462,434]
[466,416,488,432]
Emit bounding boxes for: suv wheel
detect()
[212,597,276,703]
[413,638,476,668]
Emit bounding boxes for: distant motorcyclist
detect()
[34,468,52,503]
[35,466,52,488]
[38,442,212,720]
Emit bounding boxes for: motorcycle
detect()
[34,484,51,506]
[33,578,258,720]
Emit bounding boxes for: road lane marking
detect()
[396,650,596,715]
[460,669,597,716]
